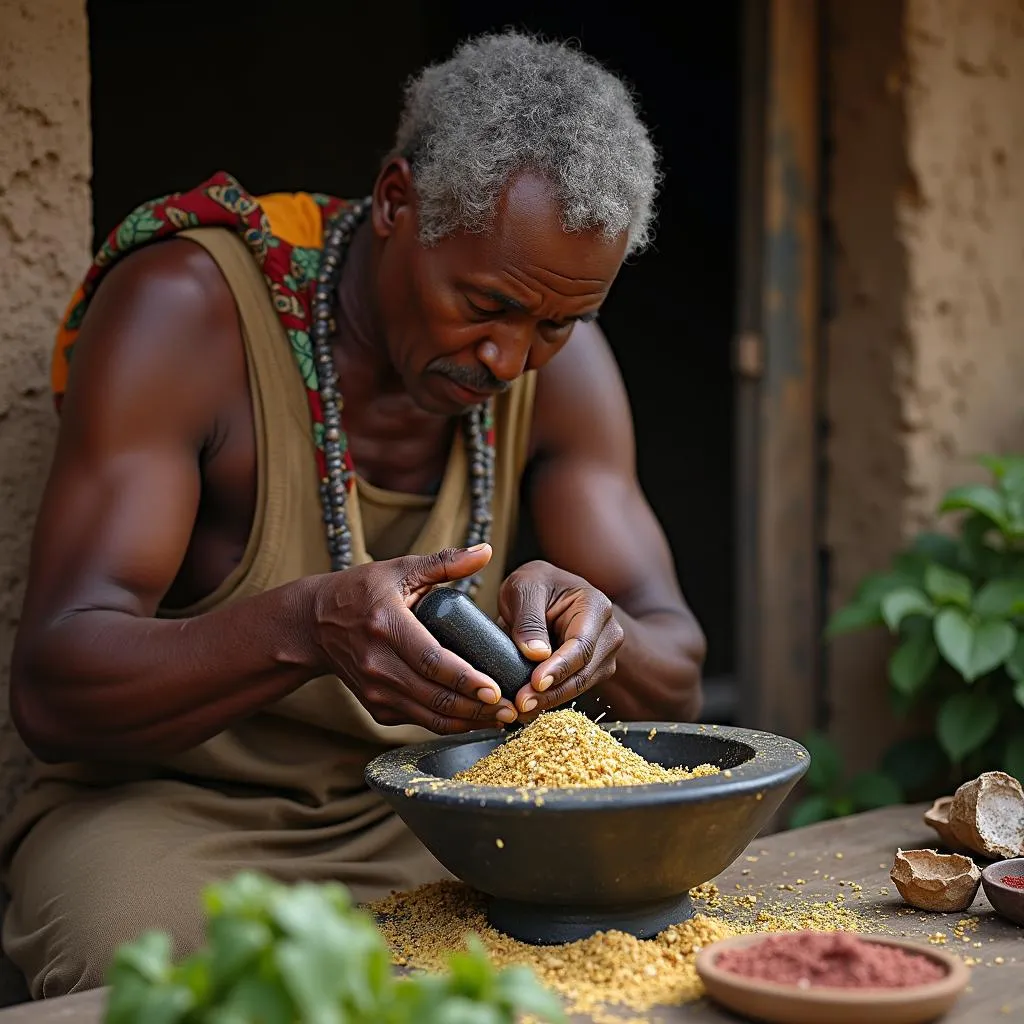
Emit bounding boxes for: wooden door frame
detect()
[734,0,823,742]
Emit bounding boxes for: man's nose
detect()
[477,323,535,382]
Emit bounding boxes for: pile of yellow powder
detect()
[453,709,720,788]
[370,881,873,1024]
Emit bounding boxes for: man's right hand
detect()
[310,543,519,734]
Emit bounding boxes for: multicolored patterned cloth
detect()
[52,171,356,483]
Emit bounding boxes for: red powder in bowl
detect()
[716,932,946,989]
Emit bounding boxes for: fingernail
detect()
[476,686,500,704]
[526,640,550,653]
[496,708,517,723]
[466,543,489,552]
[536,675,554,692]
[522,697,538,713]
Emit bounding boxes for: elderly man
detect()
[1,31,705,997]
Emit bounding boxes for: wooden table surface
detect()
[1,804,1021,1023]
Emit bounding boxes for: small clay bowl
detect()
[981,857,1024,926]
[695,933,969,1024]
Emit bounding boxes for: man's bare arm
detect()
[526,321,706,721]
[11,241,325,763]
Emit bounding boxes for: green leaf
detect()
[974,578,1024,618]
[936,691,1000,761]
[212,975,295,1024]
[910,532,962,569]
[446,937,495,998]
[103,983,194,1024]
[205,916,271,990]
[800,731,843,792]
[881,735,949,791]
[847,771,904,809]
[888,628,940,696]
[788,794,834,829]
[1004,734,1024,786]
[924,564,973,608]
[1005,634,1024,684]
[939,484,1009,531]
[856,569,922,606]
[108,931,174,984]
[881,587,935,631]
[419,1000,504,1024]
[824,601,882,638]
[960,513,1002,576]
[203,870,281,919]
[493,966,566,1021]
[934,608,1017,682]
[273,940,344,1024]
[1014,678,1024,711]
[980,454,1024,497]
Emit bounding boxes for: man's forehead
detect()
[444,171,628,287]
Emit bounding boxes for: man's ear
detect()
[372,157,416,239]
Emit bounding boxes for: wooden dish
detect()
[695,933,969,1024]
[981,857,1024,926]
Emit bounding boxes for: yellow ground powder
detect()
[454,709,720,788]
[372,881,735,1024]
[370,880,877,1024]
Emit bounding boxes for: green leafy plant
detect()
[104,872,564,1024]
[825,454,1024,800]
[788,731,904,827]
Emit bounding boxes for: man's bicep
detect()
[529,322,685,612]
[527,455,683,612]
[31,442,201,620]
[22,244,229,626]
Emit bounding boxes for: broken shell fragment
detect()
[890,847,982,912]
[948,771,1024,860]
[923,795,971,853]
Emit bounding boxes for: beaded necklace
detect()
[311,199,496,597]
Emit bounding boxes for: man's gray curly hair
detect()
[392,31,661,256]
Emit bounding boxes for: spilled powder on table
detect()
[370,880,878,1024]
[453,709,720,788]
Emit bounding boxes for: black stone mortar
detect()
[365,722,809,945]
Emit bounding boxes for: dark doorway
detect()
[88,1,740,718]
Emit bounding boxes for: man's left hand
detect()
[497,560,625,717]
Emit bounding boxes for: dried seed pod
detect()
[890,848,982,912]
[923,795,971,853]
[948,771,1024,860]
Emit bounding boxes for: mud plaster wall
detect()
[901,0,1024,523]
[826,0,1024,771]
[0,0,91,815]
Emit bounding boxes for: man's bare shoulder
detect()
[61,237,247,437]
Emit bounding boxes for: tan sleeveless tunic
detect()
[0,228,536,997]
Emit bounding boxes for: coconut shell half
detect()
[948,771,1024,861]
[924,795,971,853]
[890,848,982,912]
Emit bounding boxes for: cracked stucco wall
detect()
[826,0,1024,770]
[0,0,90,813]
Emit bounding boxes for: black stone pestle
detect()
[414,587,537,708]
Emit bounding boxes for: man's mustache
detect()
[427,360,511,394]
